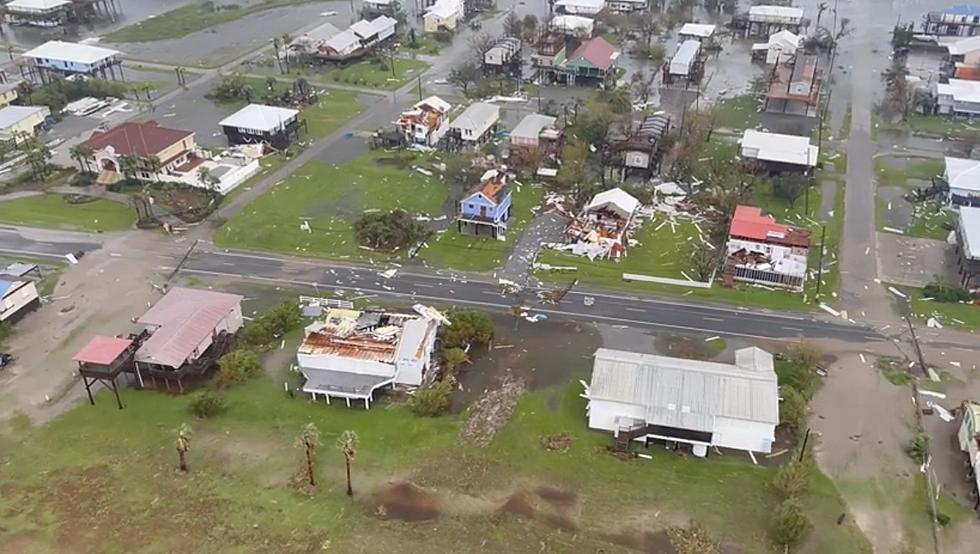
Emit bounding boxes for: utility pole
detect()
[813,224,826,301]
[417,75,422,102]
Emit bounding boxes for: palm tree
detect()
[298,422,320,488]
[175,423,192,473]
[118,154,140,183]
[16,81,34,104]
[143,155,163,182]
[337,430,359,497]
[69,143,94,173]
[280,33,292,72]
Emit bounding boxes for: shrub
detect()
[923,282,972,303]
[440,347,470,375]
[771,499,812,547]
[214,349,262,388]
[410,379,452,417]
[70,171,96,187]
[190,391,226,418]
[907,433,929,464]
[932,509,951,527]
[772,459,811,499]
[779,386,808,434]
[240,300,301,348]
[353,209,425,251]
[441,310,494,349]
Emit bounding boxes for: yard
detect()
[0,367,871,554]
[222,78,365,138]
[213,153,447,260]
[711,95,761,131]
[898,285,980,330]
[323,58,429,91]
[417,183,543,272]
[0,194,134,232]
[879,113,980,136]
[103,0,318,42]
[874,155,951,239]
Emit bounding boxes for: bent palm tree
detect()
[337,430,359,497]
[298,422,320,488]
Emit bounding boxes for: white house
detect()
[296,307,441,408]
[555,0,606,16]
[585,347,780,457]
[678,23,717,41]
[937,79,980,116]
[956,401,980,512]
[726,205,811,289]
[22,40,122,77]
[745,5,804,38]
[4,0,71,27]
[484,37,522,68]
[739,129,818,172]
[946,35,980,65]
[0,278,39,322]
[450,102,500,146]
[350,15,397,44]
[944,156,980,206]
[669,39,701,78]
[606,0,646,13]
[549,15,595,38]
[424,0,464,33]
[752,29,802,65]
[0,105,50,143]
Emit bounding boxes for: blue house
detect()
[23,41,124,80]
[458,169,512,239]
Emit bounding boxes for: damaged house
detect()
[663,39,704,86]
[606,113,671,179]
[557,187,641,260]
[956,207,980,289]
[394,95,452,148]
[458,168,512,240]
[764,54,822,118]
[300,15,397,62]
[751,29,802,65]
[724,205,811,290]
[483,37,522,76]
[296,306,441,408]
[509,113,563,157]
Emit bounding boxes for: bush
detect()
[771,499,812,547]
[772,459,811,499]
[353,209,425,251]
[214,349,263,388]
[190,391,226,418]
[907,433,929,464]
[779,386,808,434]
[240,300,301,348]
[410,379,452,417]
[440,347,470,375]
[923,282,972,303]
[441,310,494,349]
[70,171,96,187]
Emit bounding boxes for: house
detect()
[362,0,398,15]
[531,32,569,76]
[956,400,980,512]
[134,287,243,391]
[923,5,980,38]
[585,347,779,456]
[549,15,595,38]
[725,205,811,290]
[752,30,802,65]
[309,16,396,61]
[607,113,670,178]
[744,5,804,38]
[664,39,703,85]
[423,0,464,33]
[296,306,441,408]
[4,0,71,28]
[483,37,522,75]
[83,121,196,183]
[0,105,50,143]
[607,0,646,13]
[73,335,138,409]
[561,36,620,86]
[943,156,980,205]
[764,54,821,117]
[509,113,562,153]
[220,104,302,150]
[395,95,452,147]
[0,82,19,108]
[678,23,717,41]
[946,35,980,65]
[288,21,341,56]
[937,78,980,116]
[955,207,980,288]
[458,168,512,239]
[561,187,640,260]
[22,41,123,79]
[739,129,818,174]
[555,0,606,16]
[449,102,500,148]
[0,278,39,322]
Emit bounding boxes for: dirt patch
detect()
[602,529,678,554]
[539,432,572,452]
[497,490,577,532]
[372,482,443,522]
[654,332,725,361]
[534,485,576,509]
[458,376,526,447]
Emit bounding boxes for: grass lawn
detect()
[104,0,317,43]
[894,284,980,330]
[0,194,134,232]
[417,183,543,272]
[403,34,444,56]
[0,369,871,553]
[213,153,447,260]
[224,78,364,138]
[873,155,951,239]
[712,95,761,130]
[873,155,944,188]
[219,153,288,207]
[880,113,980,136]
[324,58,429,91]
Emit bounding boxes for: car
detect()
[0,353,14,370]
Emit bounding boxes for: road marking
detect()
[625,307,644,313]
[701,316,724,322]
[414,283,435,288]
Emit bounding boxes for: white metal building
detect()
[555,0,606,16]
[945,156,980,205]
[549,15,595,37]
[937,79,980,116]
[585,347,780,456]
[739,129,818,171]
[0,278,39,322]
[450,102,500,145]
[678,23,717,41]
[669,39,701,77]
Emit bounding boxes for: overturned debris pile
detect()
[458,376,526,446]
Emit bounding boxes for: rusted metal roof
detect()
[73,335,132,365]
[135,287,242,369]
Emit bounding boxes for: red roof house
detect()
[83,121,197,184]
[728,205,810,248]
[563,37,620,84]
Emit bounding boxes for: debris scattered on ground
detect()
[458,376,526,447]
[539,432,572,452]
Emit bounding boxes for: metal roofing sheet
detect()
[511,113,557,140]
[73,335,133,365]
[135,287,242,369]
[23,41,120,65]
[740,129,817,167]
[589,347,779,431]
[219,104,299,133]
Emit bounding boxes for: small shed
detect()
[678,23,716,40]
[73,335,138,409]
[669,40,701,77]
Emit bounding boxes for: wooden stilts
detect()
[110,378,124,410]
[83,377,95,405]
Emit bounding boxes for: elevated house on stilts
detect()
[20,41,124,83]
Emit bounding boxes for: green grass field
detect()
[231,78,364,138]
[880,113,980,136]
[104,0,317,43]
[0,194,134,232]
[712,95,761,130]
[0,370,871,553]
[418,184,543,272]
[214,153,446,260]
[324,58,429,91]
[901,285,980,330]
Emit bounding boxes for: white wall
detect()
[587,398,647,432]
[0,281,38,321]
[713,416,775,453]
[393,324,438,386]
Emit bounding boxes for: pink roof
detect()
[136,287,243,369]
[568,37,618,71]
[729,205,810,248]
[73,335,133,365]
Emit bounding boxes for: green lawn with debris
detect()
[712,95,760,130]
[213,153,446,260]
[0,365,871,554]
[323,58,429,91]
[0,194,134,232]
[879,113,980,136]
[873,155,951,239]
[897,285,980,330]
[417,183,543,272]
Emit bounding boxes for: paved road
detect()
[0,227,102,258]
[182,245,882,342]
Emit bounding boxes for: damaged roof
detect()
[729,205,811,248]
